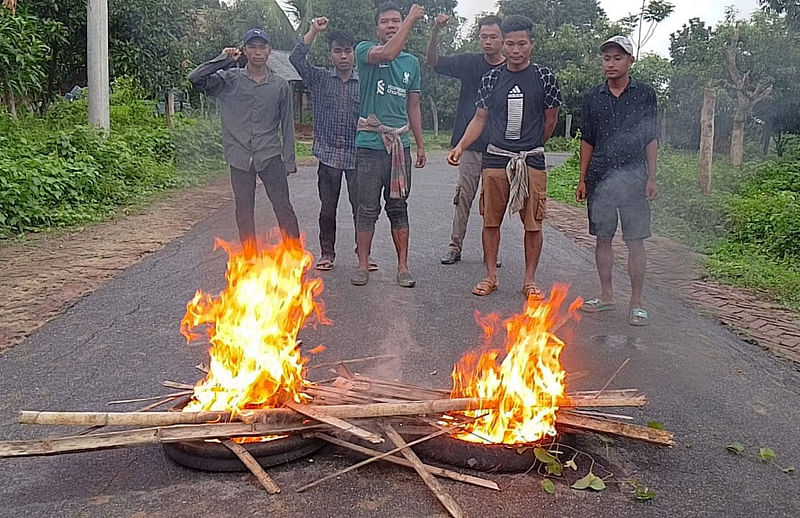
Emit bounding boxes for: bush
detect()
[0,92,224,237]
[545,136,574,152]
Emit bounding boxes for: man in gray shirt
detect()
[188,28,299,249]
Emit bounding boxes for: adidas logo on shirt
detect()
[508,85,523,99]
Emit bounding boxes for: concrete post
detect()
[87,0,110,132]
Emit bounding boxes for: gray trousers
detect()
[448,150,483,253]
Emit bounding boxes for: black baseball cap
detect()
[243,28,270,45]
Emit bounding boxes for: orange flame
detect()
[451,285,581,444]
[180,238,326,413]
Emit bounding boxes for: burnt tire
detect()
[163,434,325,472]
[412,435,540,473]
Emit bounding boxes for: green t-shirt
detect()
[355,41,421,150]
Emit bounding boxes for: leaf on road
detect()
[572,472,606,491]
[647,420,666,431]
[534,447,557,464]
[726,442,745,455]
[782,465,795,474]
[565,459,578,471]
[758,447,776,462]
[542,479,556,494]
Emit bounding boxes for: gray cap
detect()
[600,35,634,56]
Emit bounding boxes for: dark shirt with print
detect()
[581,78,658,187]
[476,63,562,171]
[434,53,499,152]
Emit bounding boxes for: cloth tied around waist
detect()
[358,115,410,199]
[486,143,545,214]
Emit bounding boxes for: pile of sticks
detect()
[0,356,673,518]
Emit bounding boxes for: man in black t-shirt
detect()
[576,35,659,326]
[448,15,562,299]
[427,14,505,265]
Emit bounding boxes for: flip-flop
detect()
[473,279,498,296]
[630,308,650,326]
[368,257,379,272]
[521,283,545,300]
[315,258,334,271]
[397,271,416,288]
[350,270,369,286]
[580,298,617,313]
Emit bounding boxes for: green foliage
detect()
[571,472,606,491]
[547,135,581,205]
[0,92,224,237]
[545,137,574,152]
[727,441,746,454]
[541,478,556,494]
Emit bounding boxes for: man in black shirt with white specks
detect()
[576,35,659,326]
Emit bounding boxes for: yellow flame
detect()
[451,285,581,444]
[180,238,326,413]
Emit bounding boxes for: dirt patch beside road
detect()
[0,175,234,350]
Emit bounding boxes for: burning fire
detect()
[180,238,326,414]
[450,285,582,444]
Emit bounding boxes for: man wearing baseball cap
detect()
[188,28,300,252]
[576,35,659,326]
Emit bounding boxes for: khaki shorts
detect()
[479,168,547,231]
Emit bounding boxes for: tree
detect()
[498,0,605,34]
[630,0,675,58]
[0,6,63,117]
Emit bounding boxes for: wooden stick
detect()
[286,403,383,444]
[593,358,631,399]
[19,398,489,427]
[383,424,464,518]
[0,421,322,458]
[313,433,499,491]
[562,395,646,408]
[306,354,398,371]
[295,429,449,493]
[162,380,194,390]
[78,393,186,436]
[222,440,281,494]
[556,413,674,446]
[107,392,193,406]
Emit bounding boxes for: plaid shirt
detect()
[289,38,360,170]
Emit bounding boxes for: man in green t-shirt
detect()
[350,2,427,288]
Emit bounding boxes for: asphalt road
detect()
[1,153,798,518]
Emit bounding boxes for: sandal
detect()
[397,271,416,288]
[580,298,617,313]
[315,258,334,271]
[521,283,545,300]
[368,257,379,272]
[472,279,499,296]
[350,270,369,286]
[629,308,650,326]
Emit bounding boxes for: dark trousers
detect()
[230,157,300,245]
[318,162,358,261]
[355,148,411,232]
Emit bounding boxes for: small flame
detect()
[180,238,326,414]
[451,285,581,444]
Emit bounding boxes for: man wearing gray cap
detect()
[189,28,300,251]
[576,35,659,326]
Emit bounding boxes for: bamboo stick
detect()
[285,403,383,444]
[107,392,193,406]
[312,433,499,491]
[306,354,398,371]
[19,398,489,427]
[556,413,674,446]
[222,439,281,494]
[383,424,464,518]
[0,421,321,458]
[295,429,450,493]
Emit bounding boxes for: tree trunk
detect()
[565,113,573,138]
[429,97,439,137]
[761,117,773,155]
[165,90,175,128]
[730,106,747,167]
[4,83,17,120]
[698,86,716,195]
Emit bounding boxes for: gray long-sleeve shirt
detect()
[188,53,296,173]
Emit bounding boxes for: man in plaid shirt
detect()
[290,17,377,271]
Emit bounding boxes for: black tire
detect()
[412,435,541,473]
[163,434,325,472]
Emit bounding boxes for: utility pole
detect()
[87,0,110,132]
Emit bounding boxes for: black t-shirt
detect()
[434,53,499,151]
[581,78,658,186]
[476,63,562,170]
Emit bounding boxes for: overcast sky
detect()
[455,0,761,56]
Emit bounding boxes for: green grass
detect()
[422,130,453,151]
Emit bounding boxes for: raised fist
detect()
[435,14,449,27]
[408,4,425,23]
[222,47,242,61]
[311,17,329,32]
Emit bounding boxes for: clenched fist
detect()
[408,4,425,23]
[311,17,329,33]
